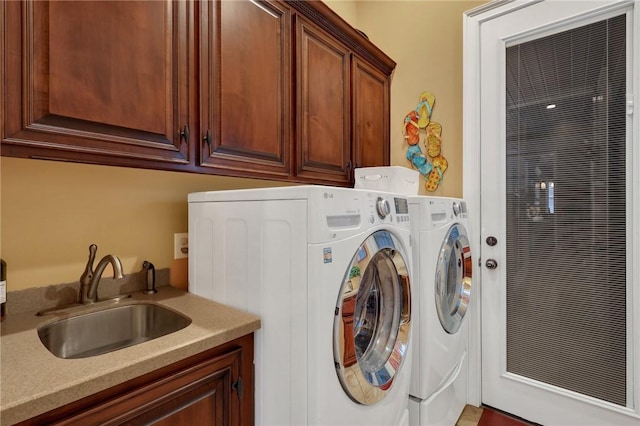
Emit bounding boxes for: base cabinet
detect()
[17,334,254,426]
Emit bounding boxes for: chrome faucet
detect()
[79,244,125,304]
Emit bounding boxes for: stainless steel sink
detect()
[38,303,192,359]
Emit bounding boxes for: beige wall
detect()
[1,1,483,291]
[0,158,286,290]
[352,0,485,197]
[324,0,359,27]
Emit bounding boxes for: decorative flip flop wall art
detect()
[404,91,448,192]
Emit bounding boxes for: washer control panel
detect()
[452,200,468,218]
[313,188,410,242]
[394,197,409,215]
[364,193,410,226]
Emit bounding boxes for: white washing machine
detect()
[188,185,414,426]
[407,196,473,426]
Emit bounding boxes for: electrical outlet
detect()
[174,233,189,259]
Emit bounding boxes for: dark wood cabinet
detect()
[2,0,192,170]
[199,0,292,180]
[352,57,390,170]
[1,0,395,185]
[295,15,352,185]
[18,334,254,426]
[293,10,393,185]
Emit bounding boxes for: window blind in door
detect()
[504,14,627,406]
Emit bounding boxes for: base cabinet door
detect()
[60,349,241,426]
[18,334,254,426]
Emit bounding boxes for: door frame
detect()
[463,0,531,407]
[462,0,640,413]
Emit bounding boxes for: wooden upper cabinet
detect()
[2,1,191,168]
[199,0,292,179]
[352,57,390,169]
[1,0,395,184]
[295,16,352,185]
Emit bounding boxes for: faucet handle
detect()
[142,261,157,294]
[79,244,98,303]
[81,244,97,281]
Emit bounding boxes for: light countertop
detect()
[0,286,261,425]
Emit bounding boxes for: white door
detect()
[466,1,640,425]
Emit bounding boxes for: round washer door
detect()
[334,230,411,405]
[435,223,472,334]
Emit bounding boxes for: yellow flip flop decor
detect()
[404,91,448,192]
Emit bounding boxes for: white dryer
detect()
[407,196,473,426]
[188,185,414,426]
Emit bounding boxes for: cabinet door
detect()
[18,334,255,426]
[295,17,352,185]
[2,1,190,168]
[199,0,291,179]
[352,57,390,169]
[52,348,243,426]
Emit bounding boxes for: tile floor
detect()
[456,405,484,426]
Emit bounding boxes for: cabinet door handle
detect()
[203,129,211,147]
[179,125,190,144]
[346,160,353,171]
[232,376,244,400]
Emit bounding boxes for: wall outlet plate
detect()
[174,233,188,259]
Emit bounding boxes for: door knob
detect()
[485,259,498,269]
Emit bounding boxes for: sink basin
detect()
[38,303,192,359]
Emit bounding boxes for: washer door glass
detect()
[435,223,472,334]
[334,230,411,405]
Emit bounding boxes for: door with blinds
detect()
[470,1,639,425]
